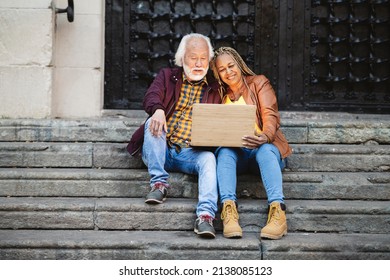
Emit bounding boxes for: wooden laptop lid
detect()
[191,103,256,147]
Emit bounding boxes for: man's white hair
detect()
[174,33,214,67]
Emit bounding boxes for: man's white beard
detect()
[183,63,208,82]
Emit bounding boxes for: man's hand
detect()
[149,109,167,137]
[242,134,268,149]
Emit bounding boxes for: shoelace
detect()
[152,182,167,193]
[199,215,213,226]
[221,202,239,221]
[267,204,281,224]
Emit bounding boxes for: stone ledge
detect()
[0,198,389,233]
[1,197,389,214]
[104,110,390,121]
[1,142,389,171]
[261,232,390,260]
[0,9,53,66]
[1,115,389,143]
[0,1,52,9]
[0,230,388,260]
[0,168,389,200]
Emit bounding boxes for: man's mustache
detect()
[190,68,206,72]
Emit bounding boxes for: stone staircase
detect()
[0,111,389,260]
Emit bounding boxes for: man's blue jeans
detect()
[142,118,218,218]
[216,144,286,205]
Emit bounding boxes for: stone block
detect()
[262,233,390,260]
[0,66,52,118]
[0,211,95,229]
[0,142,93,168]
[0,0,52,9]
[55,14,102,68]
[53,68,101,118]
[288,144,390,172]
[0,9,53,66]
[0,197,96,229]
[308,121,390,144]
[0,119,137,142]
[93,143,144,169]
[0,230,263,260]
[282,126,308,143]
[54,0,103,15]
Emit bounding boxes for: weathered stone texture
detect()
[0,9,53,66]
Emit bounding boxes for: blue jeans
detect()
[216,144,286,205]
[142,118,218,218]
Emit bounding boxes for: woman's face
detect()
[215,53,242,87]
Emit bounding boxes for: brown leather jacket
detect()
[223,75,292,158]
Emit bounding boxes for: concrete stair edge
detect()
[0,230,388,260]
[0,168,389,200]
[0,114,389,260]
[1,142,390,172]
[0,115,389,144]
[0,198,389,234]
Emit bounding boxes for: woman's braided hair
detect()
[210,46,256,96]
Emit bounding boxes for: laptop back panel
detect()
[191,103,256,147]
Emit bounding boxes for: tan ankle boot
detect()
[260,202,287,240]
[221,200,243,238]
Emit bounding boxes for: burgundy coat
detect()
[127,67,222,155]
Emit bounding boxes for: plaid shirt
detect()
[166,75,207,151]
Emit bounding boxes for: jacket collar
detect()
[170,67,183,83]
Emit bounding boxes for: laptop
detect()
[191,103,256,147]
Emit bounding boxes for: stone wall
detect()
[0,0,104,119]
[0,0,54,118]
[52,0,104,118]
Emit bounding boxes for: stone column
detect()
[52,0,104,118]
[0,0,54,118]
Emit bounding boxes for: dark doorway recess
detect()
[104,0,390,114]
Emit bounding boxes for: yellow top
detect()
[224,96,262,135]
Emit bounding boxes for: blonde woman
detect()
[210,47,292,239]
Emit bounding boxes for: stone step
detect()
[0,113,389,261]
[0,168,389,200]
[0,230,388,260]
[1,197,389,234]
[1,142,389,172]
[1,112,389,144]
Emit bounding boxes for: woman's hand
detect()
[242,134,268,149]
[149,109,167,137]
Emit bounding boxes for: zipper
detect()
[130,146,141,156]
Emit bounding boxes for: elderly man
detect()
[127,33,222,238]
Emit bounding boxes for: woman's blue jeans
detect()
[142,118,218,218]
[216,144,286,205]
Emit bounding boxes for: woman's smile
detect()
[215,53,242,86]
